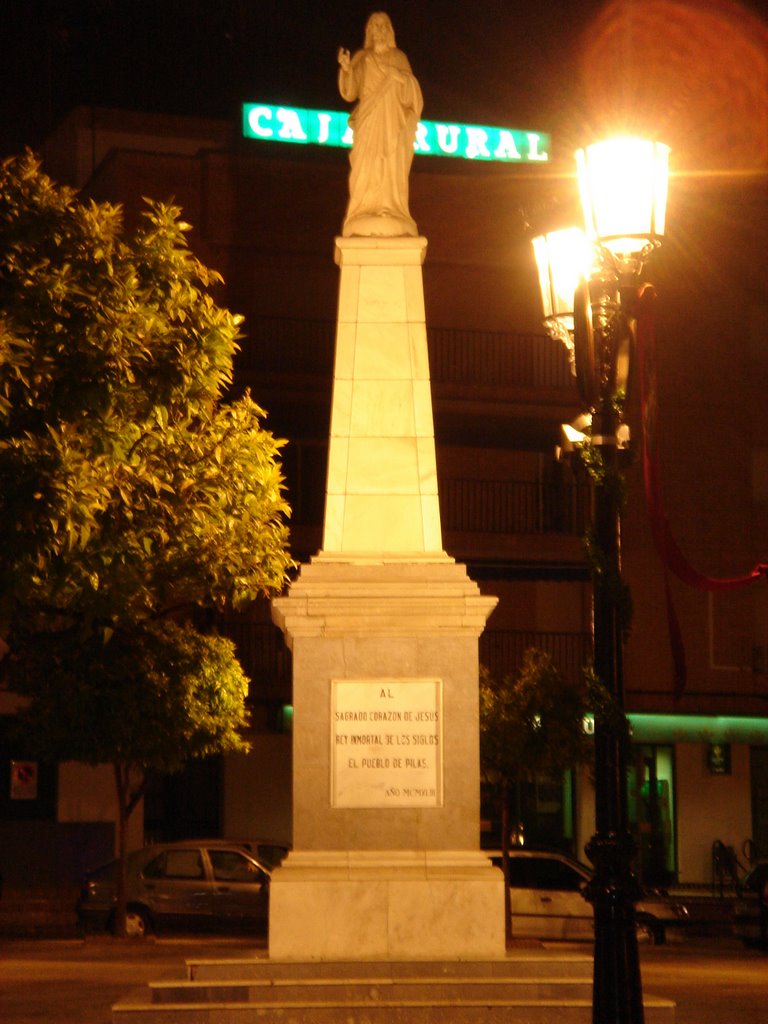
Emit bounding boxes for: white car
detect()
[489,848,689,944]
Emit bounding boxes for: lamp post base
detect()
[586,830,644,1022]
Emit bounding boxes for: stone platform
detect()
[112,951,676,1023]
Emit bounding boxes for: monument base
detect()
[270,557,503,961]
[269,849,504,960]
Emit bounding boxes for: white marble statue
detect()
[337,12,423,237]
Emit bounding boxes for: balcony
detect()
[480,630,593,689]
[284,471,590,565]
[428,325,572,390]
[216,607,592,715]
[439,478,589,536]
[234,317,575,403]
[439,477,589,566]
[283,466,590,565]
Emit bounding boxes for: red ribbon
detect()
[635,284,768,694]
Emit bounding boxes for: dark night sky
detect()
[3,1,768,170]
[0,1,611,157]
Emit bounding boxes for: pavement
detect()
[2,934,767,1024]
[0,934,265,1024]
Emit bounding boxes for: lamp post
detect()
[533,137,670,1024]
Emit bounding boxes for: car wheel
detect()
[110,905,152,938]
[125,905,152,938]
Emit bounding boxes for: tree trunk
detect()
[112,763,145,938]
[500,779,512,947]
[113,763,129,938]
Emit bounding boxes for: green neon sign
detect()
[583,713,768,744]
[242,103,549,164]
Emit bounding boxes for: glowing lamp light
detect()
[576,137,670,258]
[532,226,592,332]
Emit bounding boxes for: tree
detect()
[479,648,592,945]
[0,151,293,933]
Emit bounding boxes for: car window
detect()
[490,853,588,892]
[143,849,204,880]
[208,849,267,884]
[505,858,534,888]
[257,844,288,866]
[142,853,166,879]
[528,858,584,891]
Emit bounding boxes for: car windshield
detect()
[87,859,118,882]
[494,853,589,891]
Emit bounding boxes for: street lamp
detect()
[532,136,670,1024]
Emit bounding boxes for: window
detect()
[527,857,584,891]
[143,849,204,880]
[209,849,266,884]
[628,744,676,886]
[499,855,586,891]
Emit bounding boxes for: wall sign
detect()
[706,743,731,775]
[10,760,38,800]
[243,103,550,164]
[331,678,443,808]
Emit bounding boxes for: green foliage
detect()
[0,150,293,780]
[583,523,634,645]
[479,649,592,785]
[584,664,631,745]
[578,439,633,644]
[11,620,251,771]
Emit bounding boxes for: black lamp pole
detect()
[532,137,669,1024]
[570,265,644,1024]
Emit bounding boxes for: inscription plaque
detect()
[331,678,443,808]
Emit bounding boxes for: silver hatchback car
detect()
[489,847,689,944]
[77,840,271,937]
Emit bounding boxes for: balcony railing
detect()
[439,478,589,536]
[216,616,591,706]
[480,630,593,688]
[235,317,572,390]
[428,325,571,389]
[282,448,590,536]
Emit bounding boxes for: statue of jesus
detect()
[337,12,423,237]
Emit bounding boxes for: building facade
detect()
[2,104,767,889]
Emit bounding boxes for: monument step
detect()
[112,996,675,1024]
[184,953,594,982]
[111,954,675,1024]
[148,976,594,1004]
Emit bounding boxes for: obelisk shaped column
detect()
[270,236,503,961]
[322,236,444,558]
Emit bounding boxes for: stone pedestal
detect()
[270,238,503,960]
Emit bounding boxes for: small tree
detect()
[479,648,592,945]
[0,152,293,934]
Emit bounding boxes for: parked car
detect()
[77,840,271,937]
[182,837,290,869]
[239,840,290,868]
[488,848,689,944]
[733,861,768,947]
